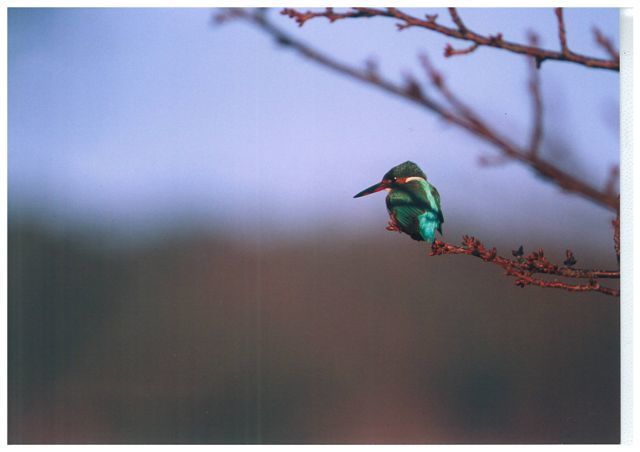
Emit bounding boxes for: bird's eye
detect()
[392,177,397,182]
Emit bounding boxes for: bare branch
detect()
[279,7,619,71]
[431,237,620,297]
[281,7,375,27]
[593,27,620,61]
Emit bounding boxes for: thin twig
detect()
[448,7,468,33]
[282,7,375,27]
[555,8,570,56]
[444,42,480,57]
[593,27,620,61]
[605,165,620,196]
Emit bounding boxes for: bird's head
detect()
[353,161,427,198]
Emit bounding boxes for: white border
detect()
[620,9,634,446]
[1,1,634,449]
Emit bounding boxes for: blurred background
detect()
[8,7,620,444]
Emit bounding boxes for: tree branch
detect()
[431,237,620,297]
[280,7,619,71]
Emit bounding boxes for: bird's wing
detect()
[429,185,444,225]
[405,181,444,235]
[406,180,444,225]
[392,204,426,231]
[392,205,442,241]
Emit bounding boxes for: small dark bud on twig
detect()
[563,250,577,266]
[489,33,503,44]
[425,14,438,23]
[403,76,423,99]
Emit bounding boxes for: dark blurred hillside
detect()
[8,221,620,444]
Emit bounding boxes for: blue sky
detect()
[8,8,619,251]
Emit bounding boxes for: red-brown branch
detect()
[430,237,620,297]
[593,27,620,61]
[554,8,570,56]
[605,165,620,196]
[281,7,619,71]
[444,42,480,57]
[281,7,375,26]
[448,7,468,33]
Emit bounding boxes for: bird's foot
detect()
[386,216,401,233]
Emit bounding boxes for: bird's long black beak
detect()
[353,180,389,198]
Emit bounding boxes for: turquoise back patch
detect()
[418,211,440,242]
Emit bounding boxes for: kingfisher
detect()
[353,161,444,242]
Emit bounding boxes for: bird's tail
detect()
[418,211,441,243]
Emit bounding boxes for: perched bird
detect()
[353,161,444,242]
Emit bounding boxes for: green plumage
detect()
[386,179,443,241]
